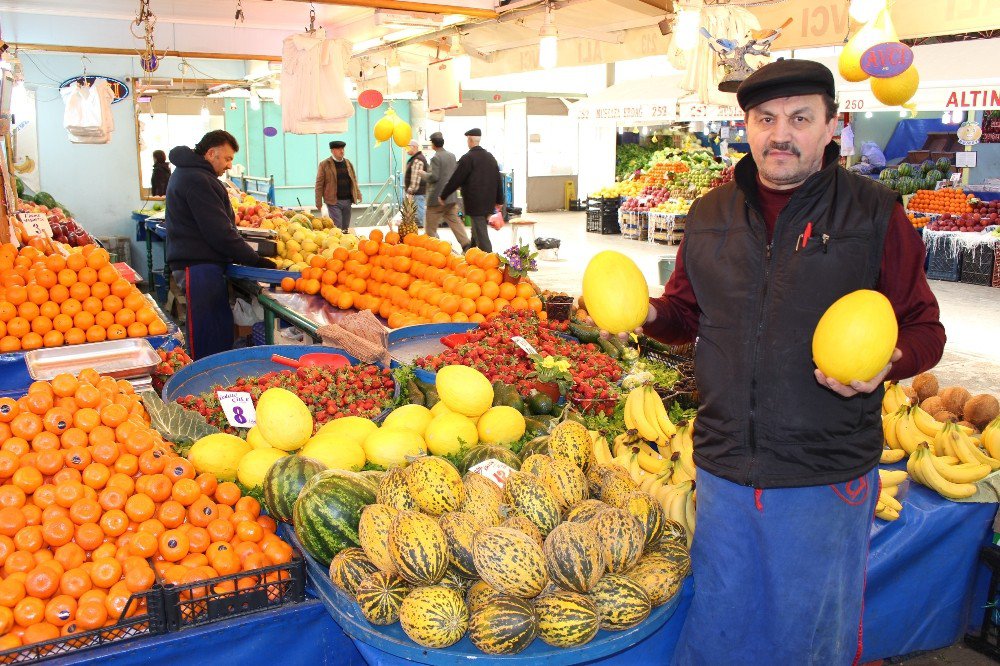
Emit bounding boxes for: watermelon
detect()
[935,157,953,172]
[926,169,944,183]
[469,596,539,655]
[920,159,935,175]
[263,455,326,523]
[879,168,898,182]
[897,162,914,177]
[292,469,377,566]
[460,445,522,474]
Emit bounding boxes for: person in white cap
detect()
[404,139,428,228]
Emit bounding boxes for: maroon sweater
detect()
[646,179,946,381]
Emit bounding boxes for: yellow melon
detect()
[315,416,379,444]
[436,365,493,417]
[425,412,479,456]
[869,66,918,107]
[363,427,427,468]
[382,404,434,437]
[582,251,649,334]
[477,406,526,445]
[812,289,898,384]
[300,435,366,471]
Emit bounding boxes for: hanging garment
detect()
[62,79,114,144]
[841,123,856,156]
[281,29,355,134]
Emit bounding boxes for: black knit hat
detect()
[736,59,836,112]
[329,140,346,149]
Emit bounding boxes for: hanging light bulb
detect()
[249,88,261,111]
[451,36,472,82]
[865,111,873,118]
[899,109,908,118]
[673,6,701,51]
[387,51,401,87]
[538,5,558,70]
[200,102,210,120]
[849,0,886,24]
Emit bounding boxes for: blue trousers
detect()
[173,264,233,361]
[672,466,878,666]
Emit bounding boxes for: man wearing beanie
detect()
[642,60,945,664]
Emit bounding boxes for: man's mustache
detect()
[764,142,801,157]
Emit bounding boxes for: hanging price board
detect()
[16,213,52,238]
[217,391,257,428]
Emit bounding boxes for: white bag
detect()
[231,298,263,326]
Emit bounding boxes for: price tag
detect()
[470,459,516,488]
[17,213,52,238]
[217,391,257,428]
[511,336,538,356]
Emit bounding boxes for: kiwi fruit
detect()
[963,394,1000,430]
[920,396,945,416]
[940,387,972,418]
[911,373,939,403]
[933,410,958,423]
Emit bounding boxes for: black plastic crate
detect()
[961,243,997,286]
[994,245,1000,288]
[966,545,1000,660]
[586,210,620,234]
[160,547,306,630]
[0,585,165,663]
[587,196,621,212]
[926,238,961,282]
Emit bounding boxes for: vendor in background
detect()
[425,132,471,251]
[315,140,362,232]
[150,150,171,197]
[439,128,504,252]
[641,60,946,665]
[165,130,276,361]
[404,139,428,228]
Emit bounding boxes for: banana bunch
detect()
[982,416,1000,460]
[882,382,911,415]
[907,438,990,501]
[657,420,696,485]
[875,469,907,521]
[643,478,696,547]
[934,422,1000,473]
[884,405,943,455]
[590,429,614,466]
[608,431,671,483]
[624,385,676,448]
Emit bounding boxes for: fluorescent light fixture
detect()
[673,7,701,51]
[387,52,401,86]
[539,7,558,70]
[249,88,261,110]
[201,103,210,120]
[452,37,471,81]
[849,0,886,24]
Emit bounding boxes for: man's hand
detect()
[439,197,446,206]
[815,348,902,397]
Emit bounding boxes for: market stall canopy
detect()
[571,75,740,125]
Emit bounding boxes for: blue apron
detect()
[180,264,233,360]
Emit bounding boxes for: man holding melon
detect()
[641,60,946,664]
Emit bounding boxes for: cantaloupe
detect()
[582,251,649,334]
[812,290,897,384]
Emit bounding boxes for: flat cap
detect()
[736,59,836,112]
[429,131,443,141]
[464,128,482,137]
[329,140,347,149]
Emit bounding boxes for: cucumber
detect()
[608,337,627,353]
[408,380,425,406]
[598,338,620,359]
[639,335,673,353]
[568,322,601,344]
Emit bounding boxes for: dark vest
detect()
[405,152,428,196]
[683,142,899,488]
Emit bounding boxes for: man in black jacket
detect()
[166,130,274,360]
[439,128,504,252]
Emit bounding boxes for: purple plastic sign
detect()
[860,42,914,79]
[263,126,278,137]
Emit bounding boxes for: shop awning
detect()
[571,75,742,124]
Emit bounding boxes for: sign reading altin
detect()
[945,88,1000,109]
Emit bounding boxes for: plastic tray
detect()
[162,345,360,402]
[284,526,684,665]
[387,322,478,372]
[226,265,301,285]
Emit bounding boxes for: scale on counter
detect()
[237,227,278,257]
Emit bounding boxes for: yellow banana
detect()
[645,386,677,439]
[927,454,990,484]
[906,449,926,485]
[911,405,945,438]
[668,481,692,526]
[683,491,697,545]
[880,448,905,464]
[895,408,932,454]
[879,491,902,513]
[882,382,910,415]
[914,445,977,500]
[878,469,908,487]
[982,418,1000,460]
[950,424,1000,471]
[645,471,672,496]
[883,485,898,498]
[626,388,660,442]
[670,452,694,485]
[638,450,669,474]
[657,482,688,520]
[882,408,905,450]
[592,434,613,465]
[640,387,668,445]
[876,504,900,521]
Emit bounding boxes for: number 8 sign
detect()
[217,391,257,428]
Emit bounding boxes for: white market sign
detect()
[574,100,678,124]
[839,84,1000,113]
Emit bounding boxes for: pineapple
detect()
[398,196,419,238]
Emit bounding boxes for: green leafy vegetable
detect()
[140,390,219,449]
[236,480,266,505]
[362,461,387,472]
[392,364,416,406]
[668,401,697,424]
[578,399,627,442]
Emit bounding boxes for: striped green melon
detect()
[460,445,521,474]
[519,435,551,460]
[264,455,326,523]
[469,596,538,655]
[624,554,685,606]
[459,472,504,527]
[376,467,416,511]
[643,540,691,579]
[360,469,386,484]
[547,421,591,470]
[398,585,469,648]
[473,527,548,598]
[292,469,376,566]
[358,504,399,574]
[595,467,638,508]
[624,491,665,548]
[658,519,687,545]
[439,565,470,593]
[328,547,378,598]
[591,507,645,573]
[542,521,604,593]
[502,471,561,537]
[466,580,503,612]
[588,573,651,630]
[438,511,482,578]
[302,468,379,497]
[355,571,410,625]
[539,458,589,513]
[534,591,600,647]
[406,456,465,516]
[502,515,543,548]
[388,510,449,585]
[566,499,610,524]
[520,453,554,478]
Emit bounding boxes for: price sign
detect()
[511,336,538,356]
[17,213,52,238]
[470,459,516,488]
[217,391,257,428]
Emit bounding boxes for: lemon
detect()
[425,412,479,456]
[436,365,493,417]
[237,448,287,489]
[300,435,366,471]
[382,404,434,437]
[256,388,313,451]
[316,416,379,444]
[245,426,272,450]
[477,406,526,445]
[188,433,253,482]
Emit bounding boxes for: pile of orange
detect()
[0,243,169,352]
[906,212,930,229]
[906,188,974,214]
[0,370,291,653]
[279,231,543,329]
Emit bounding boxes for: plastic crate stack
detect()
[960,242,998,287]
[586,197,621,234]
[649,212,686,245]
[994,243,1000,288]
[619,209,648,241]
[925,232,962,282]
